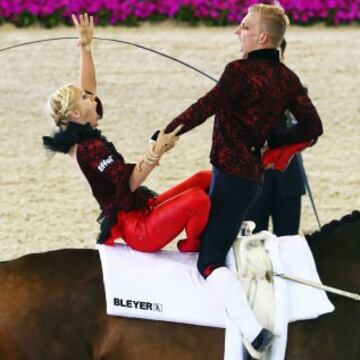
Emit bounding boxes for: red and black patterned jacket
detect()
[76,138,157,243]
[43,123,156,243]
[165,49,323,184]
[76,138,136,216]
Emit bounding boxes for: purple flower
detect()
[1,0,360,26]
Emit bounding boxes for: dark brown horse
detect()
[0,212,359,359]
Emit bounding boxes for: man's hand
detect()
[72,13,94,48]
[153,125,184,156]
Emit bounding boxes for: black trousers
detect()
[197,167,262,277]
[246,189,301,236]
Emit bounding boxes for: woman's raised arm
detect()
[72,13,97,94]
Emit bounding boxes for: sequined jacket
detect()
[76,138,136,216]
[165,49,323,184]
[76,138,158,243]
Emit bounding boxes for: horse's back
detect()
[0,249,225,360]
[0,249,105,359]
[287,212,360,359]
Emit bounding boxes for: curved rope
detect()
[0,36,218,83]
[0,35,321,229]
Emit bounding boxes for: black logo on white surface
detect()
[113,298,163,312]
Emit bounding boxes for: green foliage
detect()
[122,15,140,27]
[12,11,37,28]
[216,10,230,26]
[38,11,63,29]
[326,9,337,26]
[148,13,167,23]
[176,5,198,26]
[98,9,111,26]
[203,11,229,26]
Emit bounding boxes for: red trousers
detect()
[106,170,212,252]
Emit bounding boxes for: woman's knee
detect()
[191,170,212,190]
[187,188,210,211]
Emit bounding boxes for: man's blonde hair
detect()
[48,84,78,127]
[249,1,290,48]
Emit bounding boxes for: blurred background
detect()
[0,1,359,260]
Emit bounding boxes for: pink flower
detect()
[0,0,360,26]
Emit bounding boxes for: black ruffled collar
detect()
[248,48,280,62]
[42,122,118,156]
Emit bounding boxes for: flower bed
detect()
[0,0,359,27]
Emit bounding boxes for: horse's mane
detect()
[305,210,360,244]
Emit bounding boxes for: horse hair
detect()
[305,210,360,244]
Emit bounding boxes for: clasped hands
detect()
[141,125,184,167]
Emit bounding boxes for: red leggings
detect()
[106,170,212,252]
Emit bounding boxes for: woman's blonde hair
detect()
[48,84,78,127]
[249,1,290,48]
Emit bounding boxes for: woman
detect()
[43,13,211,252]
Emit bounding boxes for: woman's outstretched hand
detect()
[153,125,184,156]
[139,125,183,169]
[71,13,94,49]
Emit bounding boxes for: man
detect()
[247,39,307,237]
[162,3,323,358]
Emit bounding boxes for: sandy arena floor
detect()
[0,23,359,260]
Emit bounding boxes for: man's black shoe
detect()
[243,328,274,360]
[252,328,274,352]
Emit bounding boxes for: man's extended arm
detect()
[164,63,235,135]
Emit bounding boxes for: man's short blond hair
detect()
[249,1,290,48]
